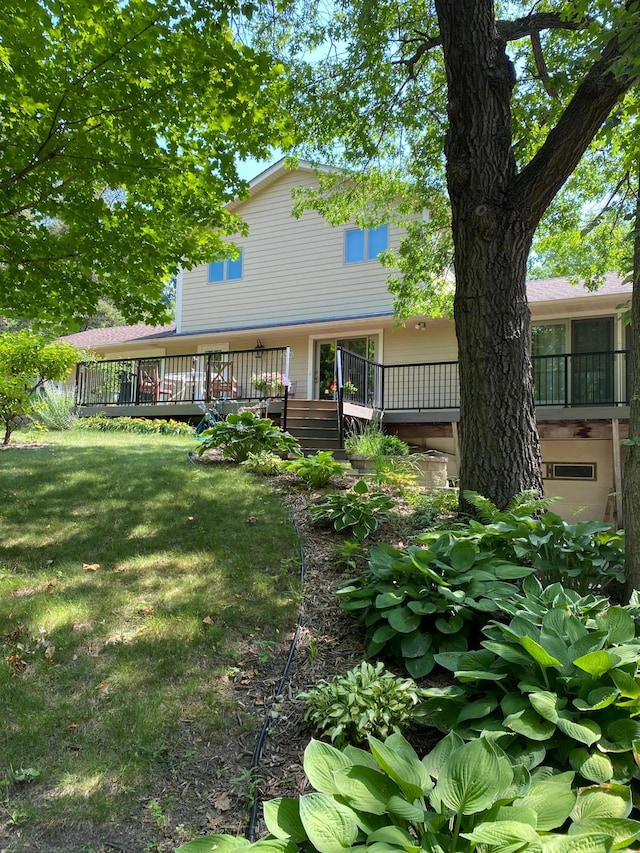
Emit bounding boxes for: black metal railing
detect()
[75,347,291,410]
[75,347,630,418]
[533,350,628,407]
[335,349,630,412]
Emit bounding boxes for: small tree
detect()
[0,331,78,445]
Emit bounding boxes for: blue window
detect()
[344,225,388,263]
[208,251,243,282]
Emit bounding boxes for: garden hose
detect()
[247,516,305,841]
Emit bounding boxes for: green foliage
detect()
[178,732,640,853]
[430,492,625,594]
[0,331,78,444]
[32,387,77,431]
[0,0,291,329]
[421,577,640,789]
[195,412,301,464]
[409,489,460,529]
[298,660,424,746]
[336,537,532,678]
[345,424,409,458]
[463,490,558,522]
[76,415,194,436]
[310,480,394,540]
[241,451,284,476]
[284,451,348,487]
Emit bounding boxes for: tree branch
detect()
[509,27,640,229]
[397,12,589,77]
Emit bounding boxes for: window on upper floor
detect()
[344,225,388,263]
[208,251,243,282]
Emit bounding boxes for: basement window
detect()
[544,463,597,481]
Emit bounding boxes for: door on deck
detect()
[315,336,377,401]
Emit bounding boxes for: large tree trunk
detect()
[435,0,542,507]
[623,160,640,602]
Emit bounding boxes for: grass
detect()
[0,429,300,842]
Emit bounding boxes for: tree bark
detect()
[435,0,542,507]
[434,0,640,509]
[623,159,640,602]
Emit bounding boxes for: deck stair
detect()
[285,399,346,458]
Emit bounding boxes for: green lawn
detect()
[0,430,300,846]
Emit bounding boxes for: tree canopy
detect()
[0,0,291,330]
[259,0,640,508]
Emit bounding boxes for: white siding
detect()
[180,170,400,333]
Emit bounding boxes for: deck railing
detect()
[76,347,630,416]
[333,348,630,412]
[75,347,290,408]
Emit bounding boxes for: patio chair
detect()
[137,363,175,403]
[208,361,238,399]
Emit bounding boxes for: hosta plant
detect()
[284,451,348,488]
[310,479,394,540]
[298,660,425,746]
[336,536,531,677]
[240,451,283,476]
[420,588,640,789]
[177,732,640,853]
[427,490,625,594]
[195,411,301,463]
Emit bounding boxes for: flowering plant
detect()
[252,371,287,395]
[325,379,358,396]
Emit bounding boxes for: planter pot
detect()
[412,452,448,489]
[346,454,377,474]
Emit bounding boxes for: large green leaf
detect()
[332,766,400,815]
[436,739,509,815]
[405,651,435,678]
[596,607,635,645]
[176,837,253,853]
[303,740,353,795]
[555,714,601,747]
[529,691,561,723]
[520,635,562,669]
[504,709,556,741]
[263,799,307,842]
[368,735,431,800]
[448,541,477,572]
[572,785,632,820]
[573,688,620,712]
[569,749,614,784]
[610,669,640,699]
[569,817,640,847]
[573,651,617,677]
[367,826,420,850]
[298,793,359,853]
[457,696,499,722]
[600,720,640,752]
[387,607,421,633]
[515,776,576,831]
[400,631,432,658]
[462,820,540,848]
[538,833,615,853]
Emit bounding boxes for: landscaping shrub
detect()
[418,490,625,594]
[310,479,394,540]
[240,451,284,475]
[76,415,194,436]
[420,579,640,789]
[344,422,409,458]
[284,451,348,487]
[177,732,640,853]
[195,411,301,463]
[409,487,459,529]
[32,386,77,430]
[336,536,532,678]
[298,660,424,746]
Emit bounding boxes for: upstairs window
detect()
[208,251,243,282]
[344,225,388,263]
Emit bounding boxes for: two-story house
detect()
[63,159,632,522]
